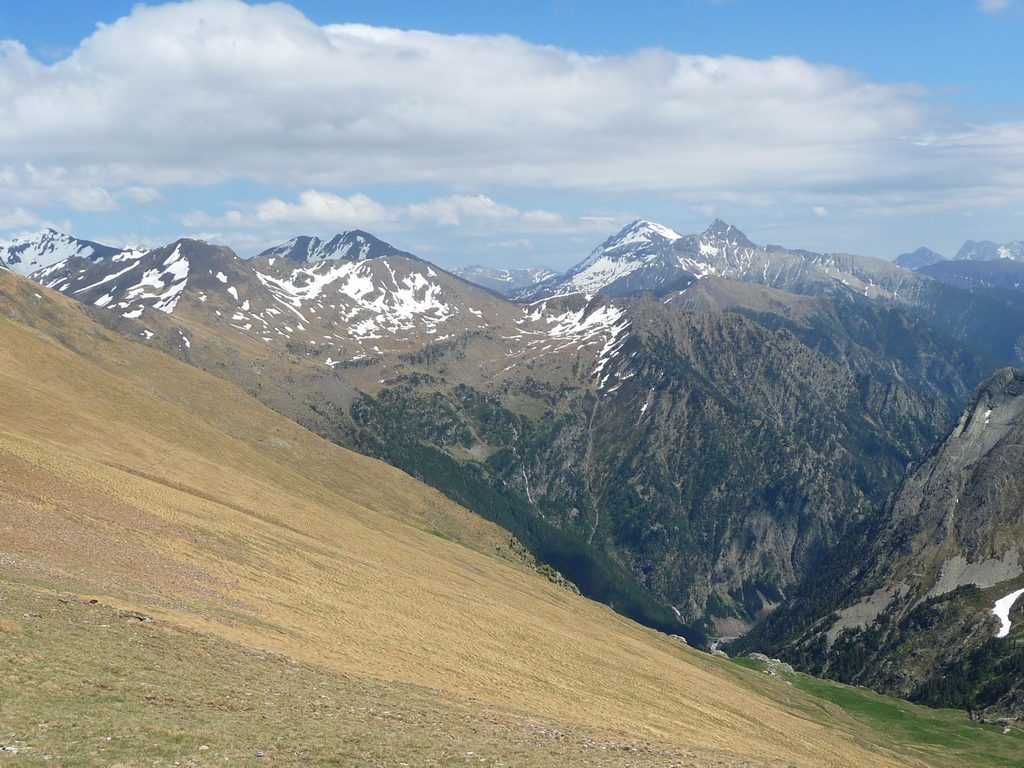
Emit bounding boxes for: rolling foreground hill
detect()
[3,261,1023,765]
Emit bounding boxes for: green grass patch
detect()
[500,394,550,421]
[731,657,1024,768]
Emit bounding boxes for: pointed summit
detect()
[701,219,755,248]
[515,218,695,301]
[599,219,682,252]
[256,230,416,264]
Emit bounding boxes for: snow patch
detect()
[253,261,456,343]
[993,588,1024,638]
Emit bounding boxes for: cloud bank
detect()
[1,2,1020,194]
[0,0,1021,255]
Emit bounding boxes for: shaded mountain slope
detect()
[741,368,1024,720]
[919,258,1024,293]
[340,294,955,635]
[671,276,992,419]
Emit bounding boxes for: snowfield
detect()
[992,587,1024,638]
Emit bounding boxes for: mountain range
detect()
[893,238,1024,294]
[451,264,559,295]
[9,253,1024,765]
[6,217,1024,725]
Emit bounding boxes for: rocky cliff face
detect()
[882,369,1024,583]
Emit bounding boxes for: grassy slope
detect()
[0,268,1011,766]
[731,659,1024,768]
[0,581,747,767]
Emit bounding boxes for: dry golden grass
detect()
[0,269,933,766]
[3,580,799,767]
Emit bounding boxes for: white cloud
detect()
[254,190,389,226]
[180,208,247,228]
[117,186,164,205]
[181,190,578,237]
[812,205,829,218]
[407,194,520,226]
[0,0,1018,209]
[978,0,1013,12]
[0,207,42,230]
[405,194,565,228]
[65,186,118,212]
[0,0,1019,246]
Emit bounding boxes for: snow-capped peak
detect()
[572,220,682,270]
[955,239,1024,262]
[33,238,243,321]
[256,231,415,264]
[606,219,682,250]
[701,219,755,249]
[516,219,700,301]
[0,228,121,276]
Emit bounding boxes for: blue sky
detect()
[1,0,1022,267]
